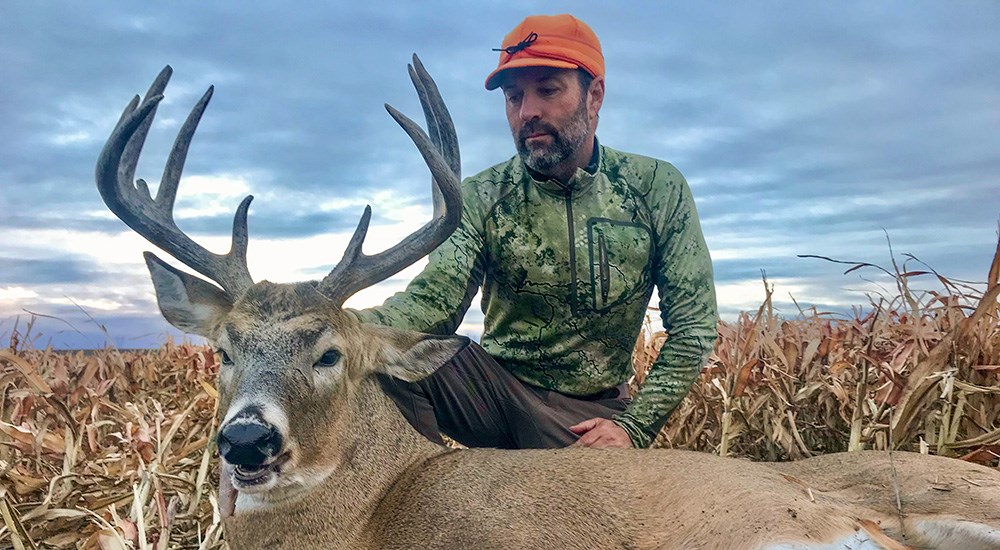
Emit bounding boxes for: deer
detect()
[96,57,1000,550]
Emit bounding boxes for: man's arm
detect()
[352,179,488,334]
[613,165,718,448]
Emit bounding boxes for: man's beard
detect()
[515,100,590,175]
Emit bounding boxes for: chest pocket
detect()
[587,219,653,311]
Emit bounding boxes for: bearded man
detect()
[354,14,718,449]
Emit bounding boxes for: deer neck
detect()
[329,374,445,507]
[227,375,444,547]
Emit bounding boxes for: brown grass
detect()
[1,235,997,548]
[646,234,1000,460]
[0,342,223,549]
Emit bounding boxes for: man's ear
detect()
[587,76,605,120]
[144,252,234,338]
[371,326,470,382]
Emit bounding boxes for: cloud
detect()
[1,258,102,285]
[1,1,998,348]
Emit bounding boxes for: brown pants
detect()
[379,341,630,449]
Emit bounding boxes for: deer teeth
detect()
[234,465,269,481]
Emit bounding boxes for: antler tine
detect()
[408,54,460,178]
[408,54,460,220]
[319,57,461,306]
[96,66,254,298]
[119,66,172,190]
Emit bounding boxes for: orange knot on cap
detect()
[485,14,604,90]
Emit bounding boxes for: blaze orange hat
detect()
[485,14,604,90]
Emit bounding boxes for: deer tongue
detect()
[219,464,238,518]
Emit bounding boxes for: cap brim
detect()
[485,57,580,90]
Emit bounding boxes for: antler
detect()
[96,66,254,298]
[318,54,461,306]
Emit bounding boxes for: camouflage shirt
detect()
[355,143,718,448]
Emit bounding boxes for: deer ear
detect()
[144,252,234,338]
[374,328,469,382]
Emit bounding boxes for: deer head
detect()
[96,57,465,508]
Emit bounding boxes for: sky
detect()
[1,2,998,349]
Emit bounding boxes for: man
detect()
[354,14,717,449]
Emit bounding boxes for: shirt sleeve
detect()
[350,177,488,335]
[613,164,718,448]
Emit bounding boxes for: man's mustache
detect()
[518,121,559,143]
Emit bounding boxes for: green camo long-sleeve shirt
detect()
[355,142,718,448]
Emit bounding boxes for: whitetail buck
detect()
[96,58,1000,550]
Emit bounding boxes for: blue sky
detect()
[2,2,998,348]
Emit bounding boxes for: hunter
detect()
[354,13,718,449]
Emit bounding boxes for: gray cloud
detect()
[1,257,102,285]
[1,213,122,233]
[1,1,998,347]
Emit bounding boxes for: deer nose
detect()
[217,422,283,467]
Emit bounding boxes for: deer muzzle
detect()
[218,410,288,489]
[219,421,282,466]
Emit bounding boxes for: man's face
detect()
[501,67,597,176]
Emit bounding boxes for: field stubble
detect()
[1,237,998,548]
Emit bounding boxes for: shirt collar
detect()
[525,137,601,196]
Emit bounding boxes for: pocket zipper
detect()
[598,232,610,305]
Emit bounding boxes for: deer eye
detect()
[316,349,341,368]
[216,349,233,365]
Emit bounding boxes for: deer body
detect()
[222,363,1000,550]
[96,60,1000,550]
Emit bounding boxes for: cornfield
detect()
[2,237,998,548]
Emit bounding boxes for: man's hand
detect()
[569,418,634,448]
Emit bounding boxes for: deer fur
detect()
[149,263,1000,550]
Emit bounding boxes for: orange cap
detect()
[485,14,604,90]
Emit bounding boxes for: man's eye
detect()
[217,349,233,365]
[540,88,557,96]
[316,349,341,368]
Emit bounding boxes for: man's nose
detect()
[519,94,542,122]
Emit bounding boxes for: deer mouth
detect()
[233,464,270,485]
[230,452,292,490]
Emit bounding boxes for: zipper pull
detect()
[599,232,610,304]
